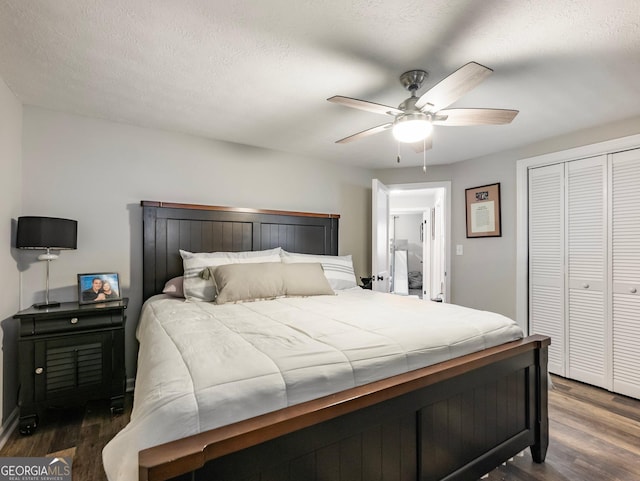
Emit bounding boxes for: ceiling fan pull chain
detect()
[397,142,401,163]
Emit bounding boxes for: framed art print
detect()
[465,183,502,238]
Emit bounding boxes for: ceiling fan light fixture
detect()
[392,113,433,143]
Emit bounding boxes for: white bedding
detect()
[102,288,523,481]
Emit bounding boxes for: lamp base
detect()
[33,301,60,309]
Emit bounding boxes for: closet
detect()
[528,148,640,399]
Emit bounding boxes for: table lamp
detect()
[16,216,78,308]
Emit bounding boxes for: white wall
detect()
[21,106,375,380]
[0,76,22,425]
[375,115,640,321]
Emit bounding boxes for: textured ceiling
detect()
[1,0,639,168]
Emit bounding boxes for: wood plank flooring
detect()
[485,376,640,481]
[1,376,638,481]
[0,396,132,481]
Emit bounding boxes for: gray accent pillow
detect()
[162,276,184,298]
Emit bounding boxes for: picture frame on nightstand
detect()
[78,272,122,304]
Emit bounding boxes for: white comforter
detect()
[102,288,522,481]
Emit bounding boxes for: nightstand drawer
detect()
[28,314,121,336]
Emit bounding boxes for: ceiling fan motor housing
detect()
[399,70,428,93]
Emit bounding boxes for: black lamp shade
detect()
[16,216,77,250]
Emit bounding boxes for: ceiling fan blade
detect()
[328,96,403,116]
[335,123,392,144]
[432,108,518,126]
[410,135,433,153]
[415,62,493,113]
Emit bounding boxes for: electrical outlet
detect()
[456,244,463,255]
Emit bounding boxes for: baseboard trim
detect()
[0,407,19,450]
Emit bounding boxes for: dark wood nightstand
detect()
[14,298,128,435]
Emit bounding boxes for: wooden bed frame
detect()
[138,201,549,481]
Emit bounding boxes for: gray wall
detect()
[375,115,640,321]
[0,76,22,425]
[20,106,375,383]
[8,100,640,427]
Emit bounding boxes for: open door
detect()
[372,179,390,292]
[422,210,432,299]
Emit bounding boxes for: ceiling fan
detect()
[328,62,518,153]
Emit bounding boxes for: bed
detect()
[104,201,549,481]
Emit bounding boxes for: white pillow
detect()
[280,250,357,290]
[180,247,282,301]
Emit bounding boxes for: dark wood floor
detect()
[1,376,639,481]
[486,376,640,481]
[0,396,132,481]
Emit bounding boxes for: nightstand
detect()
[14,298,127,434]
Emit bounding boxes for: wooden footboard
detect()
[139,334,550,481]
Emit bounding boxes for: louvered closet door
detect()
[566,156,608,388]
[528,163,565,375]
[611,148,640,398]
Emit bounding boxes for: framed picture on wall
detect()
[78,272,122,304]
[465,183,502,238]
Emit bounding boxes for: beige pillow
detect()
[280,251,357,290]
[203,262,334,304]
[282,263,334,297]
[204,263,286,304]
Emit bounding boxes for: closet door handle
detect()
[582,283,589,289]
[631,287,637,294]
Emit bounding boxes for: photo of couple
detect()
[78,273,121,304]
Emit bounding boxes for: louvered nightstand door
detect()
[33,332,112,402]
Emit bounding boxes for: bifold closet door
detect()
[611,149,640,398]
[528,163,565,375]
[566,156,608,389]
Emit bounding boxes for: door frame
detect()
[381,181,451,302]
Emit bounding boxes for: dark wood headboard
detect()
[141,201,340,301]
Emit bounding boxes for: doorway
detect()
[372,179,451,302]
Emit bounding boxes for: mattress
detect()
[102,288,523,481]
